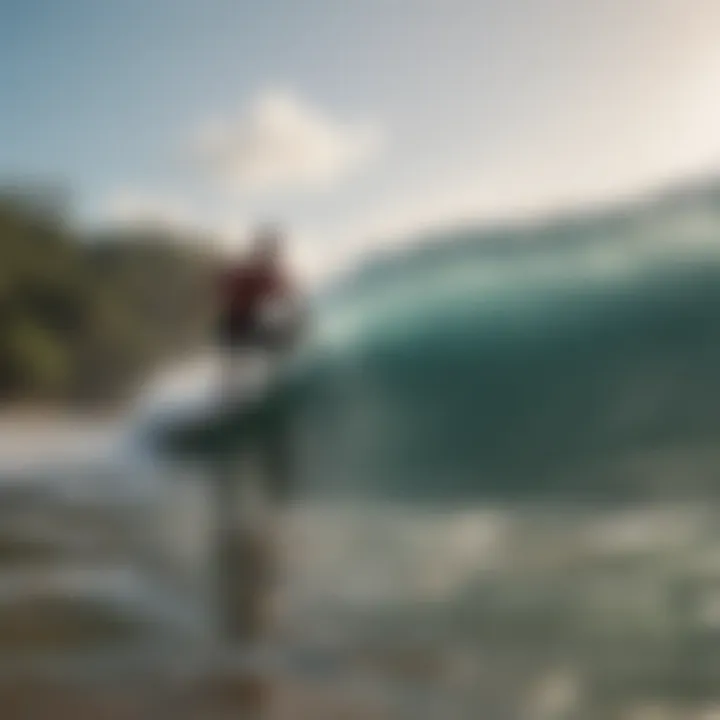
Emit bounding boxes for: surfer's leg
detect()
[216,323,236,404]
[218,347,239,406]
[217,314,259,403]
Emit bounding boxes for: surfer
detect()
[213,225,302,645]
[216,225,301,393]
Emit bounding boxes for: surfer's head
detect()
[250,223,283,264]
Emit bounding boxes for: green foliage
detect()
[0,193,217,407]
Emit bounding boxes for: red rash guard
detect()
[219,263,286,322]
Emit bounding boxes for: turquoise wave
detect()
[288,182,720,501]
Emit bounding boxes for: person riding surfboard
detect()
[217,226,297,353]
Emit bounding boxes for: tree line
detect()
[0,191,218,408]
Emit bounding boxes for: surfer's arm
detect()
[267,273,307,343]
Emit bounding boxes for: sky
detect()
[3,0,720,283]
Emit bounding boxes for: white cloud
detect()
[104,191,196,233]
[193,89,384,193]
[100,190,249,254]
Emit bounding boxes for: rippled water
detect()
[4,200,720,715]
[3,425,720,717]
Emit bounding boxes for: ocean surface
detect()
[287,186,720,507]
[3,184,720,716]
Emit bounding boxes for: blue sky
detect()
[3,0,720,281]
